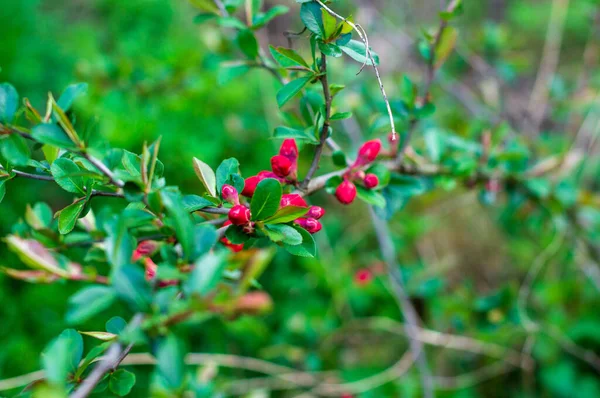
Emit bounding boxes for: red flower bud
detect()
[144,258,158,281]
[363,173,379,189]
[295,217,322,234]
[132,240,159,262]
[270,155,293,178]
[354,268,373,286]
[221,184,239,205]
[234,291,273,314]
[335,180,357,205]
[306,206,325,219]
[279,139,298,162]
[228,205,251,225]
[242,175,260,197]
[357,139,382,163]
[280,193,308,208]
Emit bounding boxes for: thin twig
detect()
[314,0,396,139]
[70,314,144,398]
[300,53,332,190]
[369,207,435,398]
[527,0,570,133]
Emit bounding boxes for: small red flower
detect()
[271,155,293,178]
[228,205,251,225]
[279,139,298,162]
[354,269,373,286]
[335,180,357,205]
[306,206,325,219]
[242,175,261,197]
[132,240,159,262]
[295,217,322,234]
[363,173,379,189]
[280,193,308,208]
[357,139,382,164]
[221,184,239,205]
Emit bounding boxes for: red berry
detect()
[271,155,293,178]
[354,269,372,286]
[242,175,260,197]
[335,180,357,205]
[221,184,239,205]
[306,206,325,219]
[295,218,322,234]
[280,193,308,208]
[363,173,379,189]
[279,139,298,162]
[357,139,382,163]
[228,205,251,225]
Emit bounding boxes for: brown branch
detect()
[300,53,332,190]
[70,313,144,398]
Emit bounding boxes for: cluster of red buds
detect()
[242,139,299,197]
[281,193,325,234]
[219,139,326,252]
[334,139,382,205]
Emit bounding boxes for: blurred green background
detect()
[2,0,600,396]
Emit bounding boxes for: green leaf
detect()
[356,185,386,208]
[184,251,228,296]
[104,216,135,270]
[216,157,240,194]
[106,317,127,335]
[6,235,70,277]
[32,123,76,150]
[193,157,217,197]
[339,40,380,66]
[156,334,186,389]
[66,286,116,324]
[273,126,319,144]
[0,179,5,203]
[191,224,218,260]
[318,41,343,57]
[265,224,302,245]
[329,111,352,121]
[78,331,117,341]
[0,83,18,123]
[162,190,195,260]
[283,226,316,257]
[269,46,310,69]
[1,134,30,166]
[276,75,313,108]
[113,265,152,312]
[236,29,259,59]
[250,178,282,220]
[264,205,309,224]
[58,200,86,234]
[321,8,338,38]
[401,75,416,107]
[182,194,214,212]
[300,1,324,36]
[57,83,88,112]
[188,0,220,14]
[332,150,347,167]
[51,158,86,194]
[252,5,289,29]
[225,225,250,244]
[434,26,458,69]
[42,329,83,386]
[109,369,136,397]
